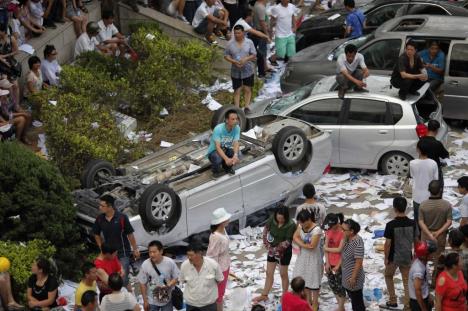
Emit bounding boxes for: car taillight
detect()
[323,163,331,175]
[416,123,428,138]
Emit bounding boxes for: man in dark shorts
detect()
[224,24,256,113]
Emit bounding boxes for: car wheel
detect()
[381,152,411,176]
[272,126,308,168]
[210,105,247,132]
[139,184,178,230]
[81,159,116,188]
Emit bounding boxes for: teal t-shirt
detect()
[207,123,240,155]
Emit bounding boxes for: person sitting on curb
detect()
[335,43,369,99]
[192,0,228,45]
[281,276,312,311]
[74,22,108,59]
[97,10,127,57]
[391,40,428,100]
[207,109,240,177]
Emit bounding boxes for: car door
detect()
[365,4,408,33]
[339,98,395,166]
[185,176,243,235]
[444,41,468,120]
[285,97,344,165]
[359,39,403,75]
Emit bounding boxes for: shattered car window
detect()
[266,83,316,114]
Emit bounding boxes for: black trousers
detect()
[250,35,266,77]
[409,297,432,311]
[391,76,425,98]
[346,289,366,311]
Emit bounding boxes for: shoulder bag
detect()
[151,261,184,310]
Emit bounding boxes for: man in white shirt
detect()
[271,0,297,62]
[42,45,61,86]
[410,139,438,227]
[97,10,126,56]
[233,9,270,42]
[192,0,228,44]
[336,43,369,98]
[179,243,224,311]
[74,22,107,59]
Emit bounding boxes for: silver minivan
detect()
[251,75,448,176]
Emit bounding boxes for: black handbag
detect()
[151,261,184,310]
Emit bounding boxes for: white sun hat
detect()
[211,207,232,225]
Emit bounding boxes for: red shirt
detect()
[435,270,467,311]
[94,256,122,282]
[326,229,344,266]
[281,292,312,311]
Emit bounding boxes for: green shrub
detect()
[0,142,84,280]
[0,240,56,294]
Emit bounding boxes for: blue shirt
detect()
[419,49,445,81]
[207,123,240,155]
[346,9,365,38]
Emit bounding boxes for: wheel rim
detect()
[385,154,410,176]
[283,134,305,161]
[150,192,173,221]
[93,168,113,187]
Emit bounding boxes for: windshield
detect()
[330,34,375,60]
[265,83,316,114]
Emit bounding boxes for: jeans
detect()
[384,262,410,307]
[409,297,432,311]
[186,303,217,311]
[336,69,364,90]
[150,303,173,311]
[119,255,131,287]
[346,289,366,311]
[208,148,234,173]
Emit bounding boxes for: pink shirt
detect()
[326,229,344,266]
[206,231,230,272]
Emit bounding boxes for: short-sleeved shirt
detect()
[419,49,445,81]
[137,257,180,306]
[206,231,231,272]
[345,9,365,38]
[295,202,327,227]
[233,18,252,32]
[92,212,134,257]
[74,33,99,58]
[336,52,366,74]
[325,229,344,266]
[435,270,467,311]
[179,257,224,307]
[392,53,425,82]
[192,2,215,28]
[341,236,365,290]
[271,3,296,38]
[281,292,313,311]
[24,70,43,98]
[419,198,452,231]
[224,38,256,79]
[97,20,119,43]
[460,195,468,219]
[384,216,417,266]
[253,2,267,32]
[418,136,449,168]
[207,123,240,155]
[409,158,438,204]
[27,275,59,308]
[408,258,429,299]
[75,281,97,307]
[94,256,122,281]
[100,291,138,311]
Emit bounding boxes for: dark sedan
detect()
[296,0,468,51]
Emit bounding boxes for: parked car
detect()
[251,75,448,176]
[281,15,468,120]
[296,0,468,51]
[74,107,331,248]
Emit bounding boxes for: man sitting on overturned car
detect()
[208,109,240,177]
[336,44,369,99]
[391,40,428,100]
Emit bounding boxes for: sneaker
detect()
[354,87,369,93]
[212,171,224,178]
[206,35,218,45]
[338,87,346,99]
[244,106,251,114]
[268,56,279,67]
[225,167,235,175]
[44,20,57,29]
[176,14,189,23]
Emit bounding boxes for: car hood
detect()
[249,98,275,118]
[299,9,347,31]
[289,38,348,63]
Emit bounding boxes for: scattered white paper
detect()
[19,44,35,55]
[188,164,201,173]
[49,100,57,106]
[159,107,169,116]
[145,33,155,40]
[160,140,174,148]
[32,120,43,127]
[328,13,341,20]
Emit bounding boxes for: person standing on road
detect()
[270,0,297,63]
[408,241,436,311]
[435,252,467,311]
[391,40,428,100]
[383,196,418,310]
[335,43,369,99]
[253,206,297,304]
[93,195,140,292]
[138,240,179,311]
[295,183,327,227]
[252,0,271,78]
[207,208,232,311]
[292,209,323,311]
[339,219,365,311]
[344,0,365,39]
[224,24,256,112]
[418,180,452,286]
[207,109,240,177]
[410,139,439,226]
[458,176,468,227]
[179,243,224,311]
[419,120,449,187]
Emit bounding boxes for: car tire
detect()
[272,126,308,168]
[210,105,247,132]
[380,152,412,176]
[139,184,179,230]
[81,159,116,188]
